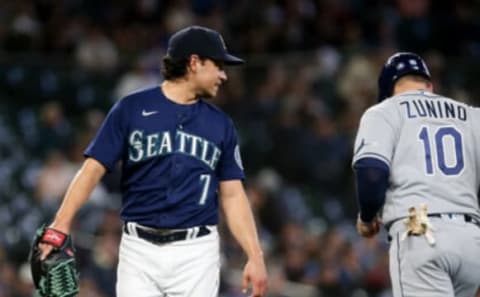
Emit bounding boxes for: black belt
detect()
[124,224,211,244]
[427,213,480,227]
[386,213,480,232]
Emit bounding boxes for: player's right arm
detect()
[39,157,106,260]
[38,98,127,260]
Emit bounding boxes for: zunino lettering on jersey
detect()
[400,99,467,121]
[128,129,222,170]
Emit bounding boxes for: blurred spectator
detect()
[36,101,73,158]
[337,54,377,114]
[299,106,350,194]
[113,56,160,100]
[83,210,121,297]
[246,170,286,238]
[267,261,289,297]
[394,0,433,53]
[164,0,195,34]
[3,2,41,52]
[75,24,119,73]
[34,150,76,205]
[0,262,16,297]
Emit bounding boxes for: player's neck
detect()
[161,80,199,105]
[393,81,433,96]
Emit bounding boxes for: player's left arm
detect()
[354,158,389,237]
[219,180,268,297]
[353,105,397,237]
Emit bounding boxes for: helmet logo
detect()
[409,59,420,70]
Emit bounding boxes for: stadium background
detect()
[1,0,480,296]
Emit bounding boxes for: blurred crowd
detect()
[1,0,480,297]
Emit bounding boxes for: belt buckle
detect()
[154,229,177,236]
[138,227,185,244]
[138,225,176,236]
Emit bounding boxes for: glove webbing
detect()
[39,258,79,297]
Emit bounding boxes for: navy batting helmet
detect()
[377,52,431,102]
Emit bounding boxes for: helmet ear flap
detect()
[377,65,395,103]
[377,52,431,102]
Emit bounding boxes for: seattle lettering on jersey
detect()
[128,130,222,170]
[400,99,467,121]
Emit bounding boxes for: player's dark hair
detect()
[162,56,217,80]
[161,56,189,80]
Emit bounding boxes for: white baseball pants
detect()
[116,225,220,297]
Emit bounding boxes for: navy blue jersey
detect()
[84,86,245,228]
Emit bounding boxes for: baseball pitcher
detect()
[33,26,268,297]
[353,52,480,297]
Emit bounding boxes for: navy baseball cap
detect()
[166,26,244,65]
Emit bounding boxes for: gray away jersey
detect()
[353,90,480,224]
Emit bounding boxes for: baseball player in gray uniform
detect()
[353,52,480,297]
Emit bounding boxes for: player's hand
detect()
[356,214,381,238]
[38,242,55,261]
[242,255,268,296]
[38,224,70,260]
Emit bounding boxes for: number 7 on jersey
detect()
[198,174,211,205]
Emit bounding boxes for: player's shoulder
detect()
[113,86,160,110]
[200,99,226,114]
[358,96,405,131]
[200,99,234,124]
[120,86,159,103]
[362,97,397,119]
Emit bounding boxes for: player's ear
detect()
[426,81,433,92]
[187,55,202,73]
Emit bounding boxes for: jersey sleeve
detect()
[84,100,128,171]
[216,119,245,181]
[352,103,400,167]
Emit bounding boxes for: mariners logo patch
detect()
[234,145,244,170]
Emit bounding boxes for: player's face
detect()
[193,58,227,98]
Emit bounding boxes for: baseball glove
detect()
[29,225,79,297]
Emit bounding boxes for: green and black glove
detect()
[29,225,79,297]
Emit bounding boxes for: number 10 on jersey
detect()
[418,126,464,176]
